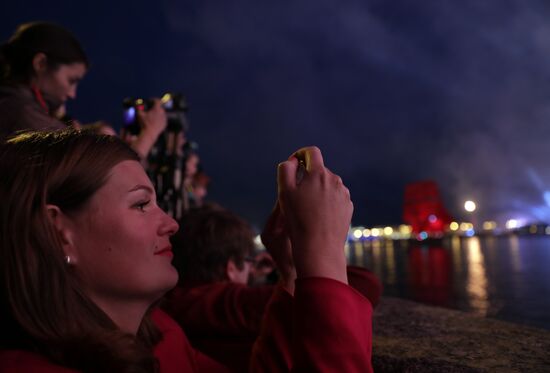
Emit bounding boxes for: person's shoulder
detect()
[0,83,64,132]
[150,308,199,372]
[0,84,33,106]
[182,281,272,294]
[170,282,275,307]
[0,350,79,373]
[151,307,183,333]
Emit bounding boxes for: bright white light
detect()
[464,200,477,212]
[506,219,518,229]
[371,228,381,237]
[353,229,363,239]
[362,229,371,238]
[383,226,393,236]
[449,222,459,231]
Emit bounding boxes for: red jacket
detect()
[0,309,228,373]
[164,266,380,371]
[0,277,373,372]
[165,283,274,371]
[251,277,373,373]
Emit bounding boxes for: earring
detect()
[64,255,72,265]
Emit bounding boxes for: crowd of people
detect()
[0,21,208,212]
[0,21,381,372]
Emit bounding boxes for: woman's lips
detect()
[154,246,173,257]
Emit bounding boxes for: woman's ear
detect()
[46,204,78,263]
[32,52,49,76]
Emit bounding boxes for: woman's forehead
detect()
[103,160,152,192]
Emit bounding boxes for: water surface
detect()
[347,235,550,330]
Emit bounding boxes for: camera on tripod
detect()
[122,92,189,135]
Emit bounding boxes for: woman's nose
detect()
[159,211,179,236]
[67,87,77,100]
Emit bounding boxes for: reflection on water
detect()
[354,241,363,265]
[509,235,521,272]
[408,244,451,306]
[385,240,396,285]
[347,235,550,330]
[465,237,489,315]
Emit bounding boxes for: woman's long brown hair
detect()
[0,129,162,372]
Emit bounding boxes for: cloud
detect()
[158,0,550,225]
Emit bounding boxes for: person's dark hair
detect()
[0,21,89,83]
[172,203,256,285]
[0,129,160,372]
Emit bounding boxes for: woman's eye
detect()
[135,200,150,212]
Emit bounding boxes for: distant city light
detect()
[460,222,473,231]
[346,219,542,242]
[418,231,428,240]
[464,200,477,212]
[482,221,497,230]
[506,219,518,229]
[428,214,437,223]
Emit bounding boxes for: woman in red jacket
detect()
[0,129,373,372]
[0,129,218,372]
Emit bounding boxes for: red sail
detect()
[403,181,453,235]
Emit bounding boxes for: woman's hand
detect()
[277,146,352,284]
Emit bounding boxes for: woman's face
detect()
[36,62,87,108]
[69,160,179,308]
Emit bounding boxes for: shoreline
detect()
[372,296,550,372]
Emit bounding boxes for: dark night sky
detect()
[4,1,550,230]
